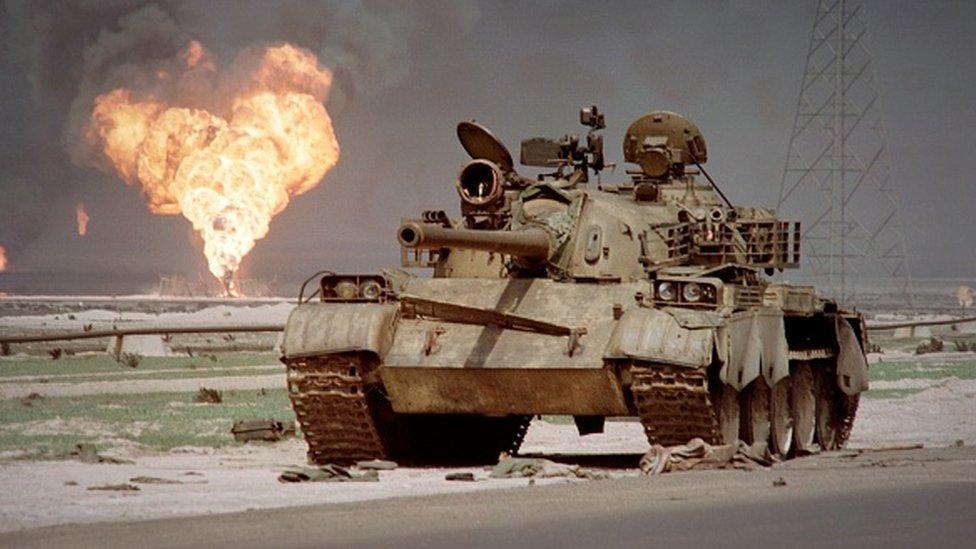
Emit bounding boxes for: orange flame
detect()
[76,203,90,236]
[85,42,339,294]
[0,245,7,272]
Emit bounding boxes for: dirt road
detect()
[4,446,974,548]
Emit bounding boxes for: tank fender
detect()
[280,303,397,360]
[605,307,714,367]
[717,308,789,391]
[836,316,869,395]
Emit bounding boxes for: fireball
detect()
[84,42,339,294]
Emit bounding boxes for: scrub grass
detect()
[869,360,976,383]
[0,388,294,461]
[0,352,280,379]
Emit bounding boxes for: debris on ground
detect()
[954,440,965,448]
[64,481,78,486]
[279,464,380,483]
[639,438,775,475]
[837,443,926,459]
[87,483,140,492]
[915,337,944,355]
[194,387,222,404]
[129,476,183,485]
[20,392,43,407]
[355,459,398,471]
[48,348,63,360]
[231,419,295,442]
[118,352,142,368]
[954,340,976,352]
[490,457,607,480]
[773,477,787,487]
[445,472,476,482]
[71,443,135,465]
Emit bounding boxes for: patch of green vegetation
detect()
[862,387,928,400]
[1,365,283,385]
[0,388,294,461]
[0,352,280,379]
[869,360,976,382]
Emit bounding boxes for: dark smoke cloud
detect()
[1,1,974,285]
[0,0,481,262]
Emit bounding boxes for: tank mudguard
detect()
[604,307,715,367]
[836,316,870,395]
[280,303,398,360]
[716,308,789,391]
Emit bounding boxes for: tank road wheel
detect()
[814,364,843,451]
[740,378,771,447]
[712,384,740,445]
[769,377,794,458]
[790,362,817,455]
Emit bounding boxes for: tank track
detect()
[507,416,533,455]
[836,393,860,448]
[630,361,721,446]
[284,353,386,464]
[285,352,533,465]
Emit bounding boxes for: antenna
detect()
[778,0,913,306]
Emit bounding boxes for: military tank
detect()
[280,107,869,464]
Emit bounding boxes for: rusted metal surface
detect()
[380,367,629,415]
[285,353,387,464]
[631,361,721,446]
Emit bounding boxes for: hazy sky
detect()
[0,0,974,289]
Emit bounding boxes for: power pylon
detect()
[778,0,913,306]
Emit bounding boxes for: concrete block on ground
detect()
[106,335,171,357]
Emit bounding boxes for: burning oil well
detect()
[78,41,340,296]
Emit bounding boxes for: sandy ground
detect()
[5,446,976,548]
[0,422,643,533]
[2,305,975,535]
[3,375,975,535]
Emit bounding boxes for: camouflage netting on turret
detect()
[511,183,585,277]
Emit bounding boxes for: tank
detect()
[280,106,869,465]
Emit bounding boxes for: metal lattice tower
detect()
[778,0,912,305]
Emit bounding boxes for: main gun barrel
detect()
[397,222,551,261]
